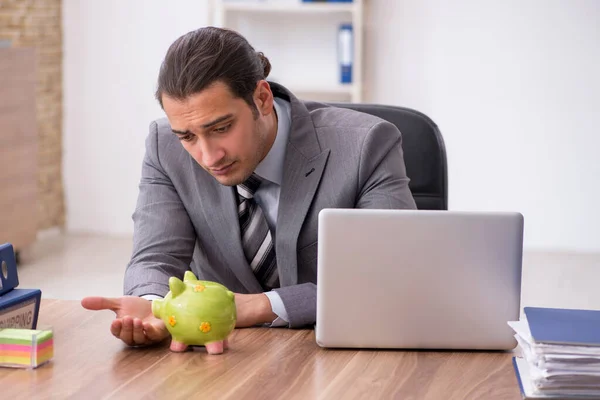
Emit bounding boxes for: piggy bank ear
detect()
[183,270,198,283]
[169,277,186,298]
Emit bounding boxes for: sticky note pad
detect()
[0,328,54,368]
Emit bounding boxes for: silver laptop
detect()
[315,208,524,350]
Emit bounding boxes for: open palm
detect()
[81,296,169,346]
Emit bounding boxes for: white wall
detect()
[62,0,211,235]
[367,0,600,252]
[63,0,600,252]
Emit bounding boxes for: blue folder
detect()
[0,243,19,296]
[0,288,42,329]
[524,306,600,346]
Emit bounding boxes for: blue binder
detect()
[0,243,43,329]
[0,288,42,329]
[0,243,19,296]
[524,306,600,346]
[338,23,353,84]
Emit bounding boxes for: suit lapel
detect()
[276,147,329,286]
[191,161,263,293]
[272,83,330,286]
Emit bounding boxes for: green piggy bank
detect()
[151,271,236,354]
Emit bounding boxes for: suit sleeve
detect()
[273,283,316,328]
[274,121,417,328]
[123,121,196,297]
[355,120,417,210]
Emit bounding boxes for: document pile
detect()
[509,307,600,399]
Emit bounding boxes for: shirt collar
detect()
[253,97,291,186]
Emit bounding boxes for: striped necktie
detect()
[237,174,279,290]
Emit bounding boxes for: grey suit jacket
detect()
[124,83,417,327]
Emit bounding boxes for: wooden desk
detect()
[1,300,521,399]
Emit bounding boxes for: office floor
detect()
[15,232,600,313]
[17,233,131,300]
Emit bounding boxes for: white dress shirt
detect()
[250,96,292,327]
[143,97,293,327]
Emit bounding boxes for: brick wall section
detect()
[0,0,65,230]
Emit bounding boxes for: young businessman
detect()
[81,27,416,349]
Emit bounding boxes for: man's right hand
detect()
[81,296,170,347]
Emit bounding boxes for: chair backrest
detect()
[329,103,448,210]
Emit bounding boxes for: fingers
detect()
[143,319,169,343]
[120,316,135,346]
[132,318,146,345]
[81,297,121,312]
[110,318,123,338]
[111,316,138,346]
[111,317,167,347]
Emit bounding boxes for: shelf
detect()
[283,83,361,101]
[214,0,364,102]
[285,83,355,95]
[221,1,356,14]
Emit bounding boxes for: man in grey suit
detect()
[82,27,416,349]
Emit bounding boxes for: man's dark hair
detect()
[155,27,271,116]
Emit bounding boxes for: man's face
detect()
[162,81,275,186]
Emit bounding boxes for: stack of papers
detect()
[509,307,600,399]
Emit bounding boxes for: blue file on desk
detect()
[524,307,600,347]
[509,307,600,399]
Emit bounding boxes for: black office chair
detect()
[329,103,448,210]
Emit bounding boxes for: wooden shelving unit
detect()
[220,1,356,13]
[211,0,364,103]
